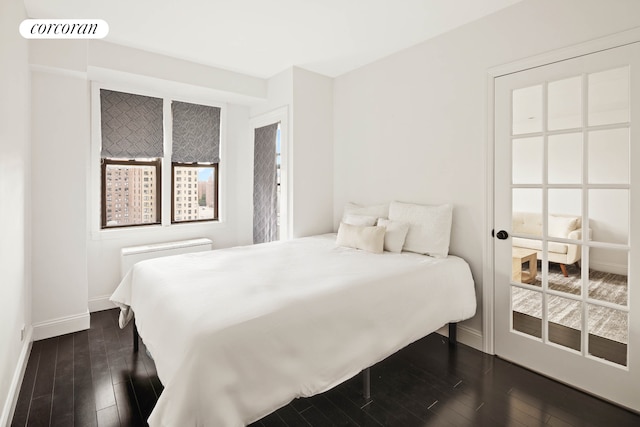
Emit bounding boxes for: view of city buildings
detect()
[104,164,157,226]
[173,166,215,222]
[103,164,215,227]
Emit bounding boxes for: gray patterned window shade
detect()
[100,89,164,158]
[172,101,221,163]
[253,123,279,244]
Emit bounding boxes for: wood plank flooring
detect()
[11,308,640,427]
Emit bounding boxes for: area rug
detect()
[512,263,628,344]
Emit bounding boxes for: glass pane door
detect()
[494,42,640,412]
[510,65,630,364]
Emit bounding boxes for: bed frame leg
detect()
[362,368,371,400]
[133,318,139,353]
[448,322,457,347]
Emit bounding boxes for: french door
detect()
[494,42,640,411]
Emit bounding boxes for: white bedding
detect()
[110,234,476,427]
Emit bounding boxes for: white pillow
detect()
[388,201,453,258]
[336,222,385,254]
[376,218,410,253]
[342,202,389,222]
[343,213,378,226]
[549,215,579,238]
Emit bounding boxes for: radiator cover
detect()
[120,238,212,279]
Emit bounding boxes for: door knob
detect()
[496,230,509,240]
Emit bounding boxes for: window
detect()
[100,90,163,228]
[98,88,221,229]
[102,160,161,227]
[171,164,218,222]
[171,101,221,223]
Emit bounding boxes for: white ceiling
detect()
[24,0,523,79]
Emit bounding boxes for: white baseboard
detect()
[32,311,90,341]
[88,295,117,313]
[590,261,627,276]
[437,324,483,351]
[1,326,33,427]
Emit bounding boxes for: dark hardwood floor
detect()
[11,309,640,427]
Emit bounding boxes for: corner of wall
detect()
[0,328,33,427]
[436,323,483,352]
[32,311,90,342]
[0,1,33,425]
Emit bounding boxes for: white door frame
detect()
[483,27,640,355]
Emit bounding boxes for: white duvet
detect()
[110,234,476,426]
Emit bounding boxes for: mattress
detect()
[110,234,476,426]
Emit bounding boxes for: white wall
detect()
[251,68,293,118]
[31,69,90,337]
[291,68,334,237]
[0,1,31,424]
[333,0,640,336]
[88,40,265,102]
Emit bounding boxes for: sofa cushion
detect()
[549,215,579,238]
[512,212,543,236]
[512,237,569,255]
[512,212,580,238]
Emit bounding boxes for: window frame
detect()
[171,161,219,224]
[101,158,162,229]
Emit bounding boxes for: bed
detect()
[110,232,476,426]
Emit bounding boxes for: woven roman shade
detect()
[253,123,279,244]
[172,101,221,163]
[100,89,164,158]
